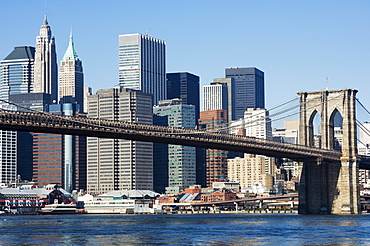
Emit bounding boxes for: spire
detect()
[61,30,79,62]
[43,15,48,25]
[39,15,51,36]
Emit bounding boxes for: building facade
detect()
[32,104,87,192]
[9,93,52,182]
[59,32,84,112]
[230,108,272,140]
[34,16,58,102]
[358,122,370,185]
[0,46,35,103]
[153,99,196,194]
[166,72,200,120]
[118,33,166,105]
[228,154,274,190]
[0,129,17,184]
[86,88,153,194]
[212,78,235,121]
[0,46,36,184]
[203,82,228,113]
[225,67,264,120]
[166,72,205,188]
[199,110,228,187]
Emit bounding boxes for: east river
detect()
[1,214,370,245]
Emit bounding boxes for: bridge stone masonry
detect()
[298,89,360,214]
[0,88,367,214]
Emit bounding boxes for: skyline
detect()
[1,1,370,120]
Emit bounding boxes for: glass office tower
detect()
[225,67,264,120]
[119,33,166,105]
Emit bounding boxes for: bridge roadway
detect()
[0,109,342,162]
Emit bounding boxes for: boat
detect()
[38,202,77,214]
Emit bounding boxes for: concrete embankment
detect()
[165,209,298,215]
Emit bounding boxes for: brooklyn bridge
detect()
[0,89,369,214]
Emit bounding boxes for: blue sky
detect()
[1,1,370,121]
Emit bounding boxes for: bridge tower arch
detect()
[298,89,360,214]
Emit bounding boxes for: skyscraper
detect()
[166,72,205,187]
[166,72,200,120]
[32,103,87,192]
[9,93,52,182]
[59,32,84,112]
[0,46,36,184]
[87,88,153,194]
[0,46,35,103]
[203,82,228,112]
[34,16,58,102]
[213,78,235,121]
[229,108,272,140]
[199,110,228,187]
[153,99,196,194]
[118,33,166,105]
[225,67,264,120]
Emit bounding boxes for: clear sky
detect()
[1,1,370,118]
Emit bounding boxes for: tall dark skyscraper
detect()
[166,72,200,120]
[225,67,264,120]
[166,72,205,187]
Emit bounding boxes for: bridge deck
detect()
[0,110,343,162]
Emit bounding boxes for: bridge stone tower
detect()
[298,89,360,214]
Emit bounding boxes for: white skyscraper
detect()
[34,16,58,102]
[203,82,228,112]
[229,108,272,140]
[59,32,84,111]
[118,33,166,105]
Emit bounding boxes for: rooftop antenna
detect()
[326,76,328,90]
[44,0,47,16]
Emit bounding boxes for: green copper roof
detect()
[61,31,79,62]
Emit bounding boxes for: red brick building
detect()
[199,110,228,187]
[200,190,237,203]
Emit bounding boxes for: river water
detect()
[1,213,370,245]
